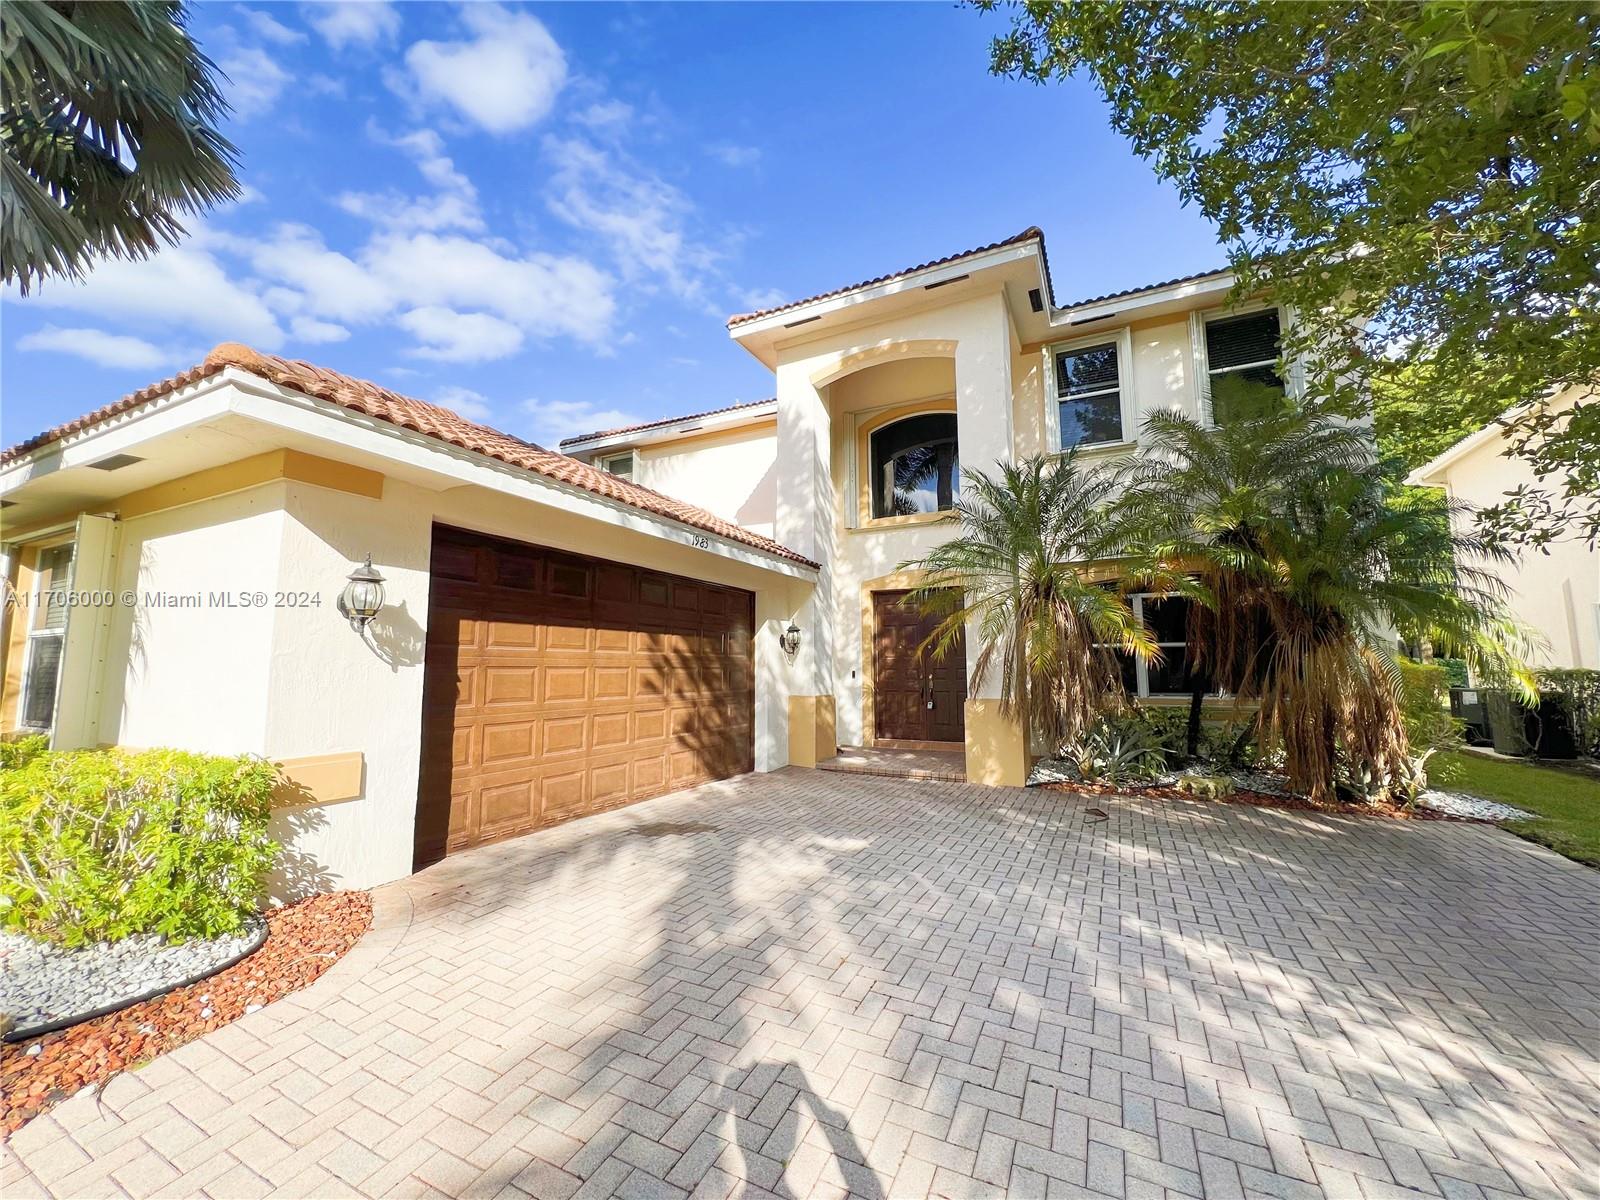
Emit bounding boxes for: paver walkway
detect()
[5,770,1598,1199]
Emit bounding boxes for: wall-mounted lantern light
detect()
[779,622,802,657]
[337,555,386,631]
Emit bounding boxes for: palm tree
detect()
[1118,408,1534,801]
[3,0,240,293]
[899,453,1157,754]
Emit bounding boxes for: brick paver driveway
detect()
[6,770,1598,1200]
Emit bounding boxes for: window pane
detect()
[1211,366,1287,425]
[1111,650,1138,695]
[870,414,960,519]
[22,636,62,728]
[1205,310,1280,370]
[605,454,633,480]
[1055,343,1119,397]
[34,545,73,633]
[1146,649,1213,696]
[1142,596,1190,644]
[1058,391,1123,448]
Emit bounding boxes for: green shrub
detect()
[0,734,49,771]
[0,748,278,947]
[1070,717,1169,785]
[1125,706,1190,759]
[1398,658,1464,792]
[1199,717,1262,771]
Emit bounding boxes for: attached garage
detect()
[414,525,755,867]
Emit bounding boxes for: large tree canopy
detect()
[984,1,1599,546]
[1,0,239,293]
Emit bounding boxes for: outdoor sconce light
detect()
[779,622,802,657]
[337,555,386,631]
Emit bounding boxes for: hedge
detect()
[0,747,278,947]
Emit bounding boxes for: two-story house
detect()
[0,228,1286,893]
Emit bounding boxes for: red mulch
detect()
[1041,780,1466,821]
[1,890,371,1136]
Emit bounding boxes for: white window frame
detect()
[17,542,75,733]
[599,450,636,480]
[1044,326,1135,454]
[1189,303,1300,427]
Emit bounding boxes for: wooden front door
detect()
[872,590,966,743]
[414,526,755,869]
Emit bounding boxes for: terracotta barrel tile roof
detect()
[726,227,1052,328]
[0,344,816,569]
[559,397,777,448]
[1057,265,1231,311]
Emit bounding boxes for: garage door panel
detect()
[594,626,632,654]
[482,666,538,706]
[479,778,538,830]
[592,712,632,748]
[415,526,754,866]
[481,719,536,763]
[540,714,590,757]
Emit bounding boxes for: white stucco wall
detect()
[636,425,779,539]
[1432,435,1599,670]
[99,486,288,755]
[63,451,811,896]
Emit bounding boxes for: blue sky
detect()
[1,2,1224,451]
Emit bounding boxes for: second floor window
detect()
[1204,309,1287,425]
[600,451,635,480]
[869,412,959,519]
[1054,341,1124,448]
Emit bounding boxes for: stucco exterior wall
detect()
[98,486,289,756]
[40,455,811,896]
[1433,436,1599,670]
[635,425,779,539]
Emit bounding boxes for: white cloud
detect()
[303,0,399,49]
[434,385,495,422]
[399,306,524,362]
[290,316,350,344]
[17,326,168,370]
[220,47,292,119]
[19,238,285,347]
[544,136,717,302]
[521,397,643,448]
[405,5,567,134]
[336,128,483,232]
[707,143,760,168]
[737,286,788,310]
[365,231,616,345]
[238,224,394,324]
[574,99,633,131]
[240,9,306,45]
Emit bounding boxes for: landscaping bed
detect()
[1,914,268,1041]
[1037,773,1465,821]
[0,890,371,1135]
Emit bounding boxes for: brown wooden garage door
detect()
[414,525,754,867]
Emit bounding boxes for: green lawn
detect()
[1438,750,1600,868]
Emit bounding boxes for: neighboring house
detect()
[1,226,1296,893]
[1408,395,1599,670]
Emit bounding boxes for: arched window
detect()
[869,412,959,519]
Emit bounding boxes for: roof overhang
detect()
[1047,271,1235,332]
[0,371,818,581]
[729,239,1055,369]
[562,399,778,457]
